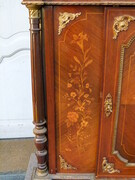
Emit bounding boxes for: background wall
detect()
[0,0,33,138]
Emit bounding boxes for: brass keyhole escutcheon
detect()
[104,93,113,117]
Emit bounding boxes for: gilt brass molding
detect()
[104,93,113,117]
[102,157,120,174]
[59,155,77,170]
[113,15,135,40]
[29,9,41,18]
[58,12,81,35]
[112,35,135,166]
[22,1,135,6]
[27,7,42,32]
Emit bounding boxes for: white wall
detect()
[0,0,34,138]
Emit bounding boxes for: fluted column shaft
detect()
[27,5,48,177]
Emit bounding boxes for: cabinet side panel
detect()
[43,6,56,174]
[54,6,104,173]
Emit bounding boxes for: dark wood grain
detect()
[27,5,48,177]
[43,6,56,174]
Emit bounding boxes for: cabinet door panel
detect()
[97,8,135,178]
[54,6,104,173]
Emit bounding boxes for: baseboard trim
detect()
[32,168,95,180]
[0,172,25,180]
[26,153,95,180]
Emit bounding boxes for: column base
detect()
[36,168,48,177]
[32,168,50,180]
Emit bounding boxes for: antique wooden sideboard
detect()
[22,0,135,179]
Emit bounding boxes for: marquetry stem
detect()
[27,5,48,177]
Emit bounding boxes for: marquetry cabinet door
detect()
[50,6,104,173]
[97,8,135,178]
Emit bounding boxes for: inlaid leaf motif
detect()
[84,47,91,61]
[64,32,94,150]
[85,59,93,67]
[73,56,81,66]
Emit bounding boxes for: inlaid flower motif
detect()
[89,88,92,93]
[85,83,89,88]
[84,94,89,98]
[68,73,72,77]
[67,83,72,88]
[81,120,88,128]
[75,105,85,112]
[81,105,86,111]
[66,112,79,127]
[70,92,77,98]
[71,32,88,51]
[67,112,79,123]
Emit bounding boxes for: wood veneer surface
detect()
[54,6,104,173]
[97,8,135,178]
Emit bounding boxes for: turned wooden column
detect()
[26,5,48,177]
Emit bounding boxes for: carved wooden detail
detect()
[33,121,48,176]
[27,5,48,177]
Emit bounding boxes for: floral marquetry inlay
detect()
[64,32,94,150]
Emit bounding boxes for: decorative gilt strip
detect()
[113,15,135,40]
[22,1,135,6]
[102,157,120,174]
[58,12,81,35]
[112,35,135,167]
[104,93,113,117]
[59,155,77,170]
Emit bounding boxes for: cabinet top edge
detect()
[22,0,135,6]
